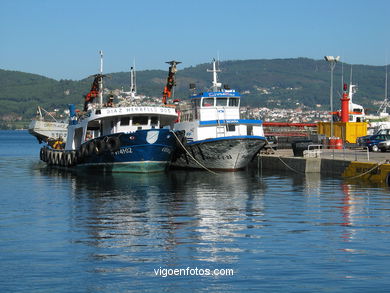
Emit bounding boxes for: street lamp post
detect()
[324,56,340,138]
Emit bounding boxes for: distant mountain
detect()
[0,58,387,127]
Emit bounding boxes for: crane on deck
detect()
[162,61,181,105]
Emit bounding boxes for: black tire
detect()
[107,137,121,152]
[65,152,73,166]
[76,149,83,163]
[49,150,54,165]
[381,148,387,152]
[53,152,59,165]
[44,148,49,162]
[94,139,106,155]
[70,151,76,166]
[60,152,67,166]
[87,141,95,156]
[40,148,44,161]
[47,149,52,165]
[81,144,88,157]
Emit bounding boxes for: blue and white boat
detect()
[172,59,266,171]
[39,52,179,173]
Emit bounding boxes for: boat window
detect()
[216,98,228,106]
[151,116,159,126]
[132,116,148,125]
[226,124,236,132]
[202,98,215,107]
[228,98,239,107]
[120,117,130,126]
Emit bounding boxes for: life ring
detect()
[107,136,121,152]
[94,139,106,155]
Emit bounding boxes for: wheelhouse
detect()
[65,107,177,151]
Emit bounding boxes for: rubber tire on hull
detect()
[81,144,88,158]
[94,139,106,155]
[87,141,95,157]
[107,137,121,152]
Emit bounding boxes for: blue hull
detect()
[73,129,176,173]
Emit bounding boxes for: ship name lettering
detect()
[114,147,132,155]
[162,147,171,154]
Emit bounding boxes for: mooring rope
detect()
[171,131,218,175]
[259,141,306,175]
[343,160,389,180]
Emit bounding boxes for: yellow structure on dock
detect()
[317,122,367,143]
[342,161,390,185]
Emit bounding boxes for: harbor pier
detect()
[256,148,390,186]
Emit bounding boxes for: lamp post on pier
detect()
[324,55,340,138]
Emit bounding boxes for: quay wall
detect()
[254,154,390,186]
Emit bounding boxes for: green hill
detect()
[0,58,387,128]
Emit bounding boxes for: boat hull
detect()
[42,129,176,173]
[28,120,68,143]
[171,136,266,171]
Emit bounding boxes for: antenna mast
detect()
[378,65,389,115]
[130,62,137,99]
[98,50,104,105]
[207,59,222,92]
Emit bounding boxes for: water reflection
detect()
[38,167,268,265]
[32,165,390,291]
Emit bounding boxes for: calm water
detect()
[1,130,390,292]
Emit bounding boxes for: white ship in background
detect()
[28,106,68,143]
[365,65,390,134]
[172,59,267,171]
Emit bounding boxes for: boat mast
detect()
[130,63,137,99]
[385,65,388,113]
[378,65,389,115]
[207,59,222,92]
[98,50,104,105]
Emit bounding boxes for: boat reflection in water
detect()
[35,163,390,291]
[38,167,267,264]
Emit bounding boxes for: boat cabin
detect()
[65,106,177,151]
[176,90,263,141]
[180,91,241,122]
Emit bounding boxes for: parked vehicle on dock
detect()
[378,140,390,152]
[363,134,390,152]
[358,129,390,147]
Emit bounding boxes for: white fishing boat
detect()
[171,59,267,171]
[28,106,68,143]
[39,52,180,173]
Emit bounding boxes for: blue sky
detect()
[1,0,389,80]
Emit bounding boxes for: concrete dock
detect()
[255,148,390,186]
